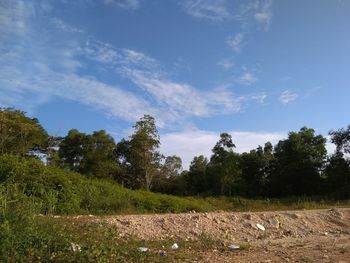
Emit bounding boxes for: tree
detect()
[129,115,161,191]
[0,108,48,155]
[152,155,183,194]
[270,127,327,196]
[207,133,241,195]
[329,125,350,154]
[58,129,118,178]
[240,142,274,197]
[187,155,209,194]
[325,125,350,195]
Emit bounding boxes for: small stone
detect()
[291,213,301,219]
[269,218,280,228]
[245,214,252,220]
[159,250,167,257]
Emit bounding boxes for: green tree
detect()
[325,125,350,196]
[187,155,209,194]
[58,129,118,179]
[0,108,48,155]
[240,142,274,197]
[207,133,241,196]
[152,155,183,194]
[129,115,161,191]
[270,127,327,196]
[329,125,350,154]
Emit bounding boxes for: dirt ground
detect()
[66,208,350,262]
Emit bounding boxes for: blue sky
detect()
[1,0,349,168]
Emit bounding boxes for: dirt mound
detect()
[67,208,350,262]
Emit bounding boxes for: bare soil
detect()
[65,208,350,262]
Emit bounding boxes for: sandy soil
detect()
[66,208,350,262]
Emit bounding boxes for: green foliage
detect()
[270,127,327,196]
[207,133,241,195]
[329,124,350,154]
[0,108,48,155]
[0,183,74,262]
[128,114,162,191]
[0,154,210,215]
[58,129,118,179]
[240,143,274,197]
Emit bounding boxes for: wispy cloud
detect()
[253,0,273,30]
[181,0,231,22]
[227,33,245,53]
[279,90,298,104]
[1,0,269,129]
[238,72,258,85]
[0,0,33,36]
[103,0,140,10]
[217,58,235,70]
[51,18,83,33]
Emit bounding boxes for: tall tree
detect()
[329,125,350,154]
[187,155,209,194]
[270,127,327,196]
[207,133,241,195]
[129,115,161,191]
[240,142,274,197]
[0,108,48,156]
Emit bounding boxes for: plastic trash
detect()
[228,244,240,250]
[171,243,179,250]
[70,243,81,252]
[159,250,167,257]
[137,247,149,252]
[256,223,265,231]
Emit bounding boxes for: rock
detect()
[291,213,301,219]
[269,218,280,228]
[137,247,149,252]
[245,214,252,220]
[228,244,240,250]
[256,223,266,231]
[159,250,167,257]
[171,243,179,250]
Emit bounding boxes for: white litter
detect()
[171,243,179,250]
[256,223,266,231]
[70,243,81,252]
[228,244,240,250]
[137,247,149,252]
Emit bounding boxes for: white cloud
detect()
[217,58,235,70]
[279,90,298,104]
[254,0,273,29]
[227,33,245,53]
[238,72,258,85]
[161,129,286,169]
[51,18,83,33]
[103,0,140,10]
[122,69,243,120]
[0,0,34,36]
[181,0,231,22]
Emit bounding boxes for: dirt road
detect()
[66,208,350,262]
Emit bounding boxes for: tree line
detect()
[1,108,349,198]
